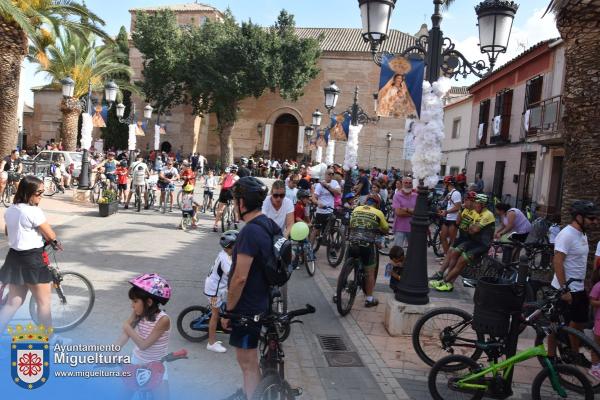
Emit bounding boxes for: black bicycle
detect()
[224,304,316,400]
[1,174,20,207]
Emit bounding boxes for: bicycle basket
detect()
[472,277,525,337]
[524,217,551,244]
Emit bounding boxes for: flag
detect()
[377,54,424,118]
[326,112,351,142]
[92,104,107,127]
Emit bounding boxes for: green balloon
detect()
[290,221,310,241]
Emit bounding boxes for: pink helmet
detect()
[129,273,172,304]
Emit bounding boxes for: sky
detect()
[20,0,559,106]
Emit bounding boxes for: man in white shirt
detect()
[547,200,599,362]
[285,176,299,205]
[198,154,208,175]
[311,168,342,243]
[438,176,462,259]
[262,180,294,237]
[125,155,151,209]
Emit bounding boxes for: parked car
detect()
[31,150,82,178]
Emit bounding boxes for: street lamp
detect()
[104,80,119,104]
[358,0,518,305]
[385,132,392,170]
[312,109,323,127]
[304,126,314,164]
[60,77,75,98]
[323,81,341,112]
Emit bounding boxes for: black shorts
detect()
[313,213,332,230]
[204,189,214,199]
[560,290,589,324]
[229,321,261,349]
[218,188,233,204]
[443,219,457,227]
[456,240,488,262]
[452,234,469,249]
[347,243,377,270]
[117,183,128,190]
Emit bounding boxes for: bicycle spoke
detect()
[419,313,479,364]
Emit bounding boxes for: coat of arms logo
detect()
[9,324,52,390]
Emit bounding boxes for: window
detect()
[451,118,461,139]
[524,75,543,110]
[449,166,460,176]
[491,89,513,144]
[477,100,490,147]
[440,164,447,176]
[492,161,506,198]
[475,161,484,179]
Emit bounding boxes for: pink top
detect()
[590,281,600,322]
[132,311,170,363]
[392,190,417,233]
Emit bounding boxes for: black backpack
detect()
[248,217,293,287]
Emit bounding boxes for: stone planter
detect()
[98,201,119,217]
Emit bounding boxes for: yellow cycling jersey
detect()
[349,205,389,232]
[458,208,479,232]
[474,209,495,229]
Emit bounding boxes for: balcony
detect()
[521,95,563,145]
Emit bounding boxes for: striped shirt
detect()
[132,311,170,363]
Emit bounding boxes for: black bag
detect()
[248,217,293,287]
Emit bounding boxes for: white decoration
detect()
[343,124,362,171]
[80,113,93,150]
[309,163,328,181]
[411,77,451,188]
[128,124,136,151]
[315,146,323,163]
[493,115,502,136]
[325,140,335,165]
[477,123,484,141]
[523,109,530,131]
[154,125,160,151]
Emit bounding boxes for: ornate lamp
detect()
[312,109,323,127]
[358,0,397,54]
[143,104,154,120]
[475,0,519,70]
[304,125,314,138]
[323,81,341,112]
[104,80,119,104]
[60,77,75,98]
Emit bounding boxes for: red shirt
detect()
[181,169,195,186]
[116,166,128,185]
[294,202,307,222]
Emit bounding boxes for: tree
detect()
[546,0,600,247]
[100,26,131,150]
[0,0,109,156]
[132,9,321,165]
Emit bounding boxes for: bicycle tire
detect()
[43,178,57,197]
[29,271,95,332]
[1,185,12,207]
[326,225,346,268]
[336,258,359,316]
[412,307,484,370]
[304,252,316,276]
[534,325,600,393]
[428,354,485,400]
[176,189,183,210]
[176,305,210,342]
[531,363,594,400]
[135,187,142,212]
[432,225,443,257]
[251,374,289,400]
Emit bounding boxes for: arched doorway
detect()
[160,141,172,153]
[271,114,298,161]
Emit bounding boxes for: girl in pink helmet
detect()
[115,273,172,398]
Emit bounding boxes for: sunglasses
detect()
[272,193,285,199]
[327,172,334,176]
[34,190,44,196]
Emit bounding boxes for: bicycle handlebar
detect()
[223,304,316,325]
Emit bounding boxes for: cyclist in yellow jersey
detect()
[347,194,389,307]
[432,194,495,292]
[429,191,479,282]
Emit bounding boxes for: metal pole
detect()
[344,87,361,197]
[386,140,391,170]
[77,80,92,189]
[392,0,446,305]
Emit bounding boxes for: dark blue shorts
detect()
[229,321,261,349]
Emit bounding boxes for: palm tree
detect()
[545,1,600,238]
[0,0,108,156]
[28,30,134,150]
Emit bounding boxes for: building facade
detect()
[441,95,472,177]
[466,39,565,218]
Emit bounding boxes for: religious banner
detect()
[316,128,327,148]
[92,105,107,128]
[308,136,317,151]
[326,112,351,142]
[377,54,424,118]
[135,120,146,136]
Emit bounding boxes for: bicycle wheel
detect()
[135,187,142,212]
[304,250,316,276]
[412,307,484,370]
[176,189,183,210]
[273,284,288,314]
[428,355,485,400]
[326,225,346,268]
[202,194,209,213]
[43,178,57,196]
[336,258,359,316]
[30,271,95,332]
[1,185,12,207]
[531,363,593,400]
[431,225,443,257]
[251,374,290,400]
[176,305,210,342]
[535,325,600,393]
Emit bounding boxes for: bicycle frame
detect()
[455,344,567,397]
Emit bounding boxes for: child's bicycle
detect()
[291,239,316,276]
[180,209,196,230]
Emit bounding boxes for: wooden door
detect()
[271,123,298,161]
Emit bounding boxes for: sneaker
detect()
[365,298,379,308]
[124,205,129,209]
[588,365,600,381]
[573,353,592,369]
[222,388,246,400]
[213,226,218,232]
[435,282,454,292]
[428,271,443,281]
[429,279,442,288]
[206,341,227,353]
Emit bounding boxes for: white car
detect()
[32,150,83,178]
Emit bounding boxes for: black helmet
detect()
[119,160,128,167]
[570,200,600,218]
[232,176,268,211]
[220,230,239,249]
[296,189,310,200]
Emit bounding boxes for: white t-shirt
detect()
[161,166,178,179]
[314,180,341,214]
[596,241,600,257]
[204,176,218,189]
[204,250,232,297]
[445,189,462,221]
[551,225,588,292]
[131,161,149,185]
[5,204,46,251]
[181,193,195,211]
[262,196,294,232]
[286,186,298,205]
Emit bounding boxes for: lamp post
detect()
[304,125,314,163]
[115,101,153,165]
[385,132,392,170]
[60,77,119,189]
[358,0,518,305]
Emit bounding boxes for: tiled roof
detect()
[469,38,560,90]
[294,28,416,54]
[448,86,469,95]
[129,2,221,12]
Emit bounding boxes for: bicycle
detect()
[427,212,444,257]
[223,304,316,400]
[180,209,195,230]
[147,175,158,208]
[291,239,316,276]
[90,171,108,203]
[1,174,19,207]
[220,199,236,232]
[160,182,175,214]
[132,184,144,212]
[201,188,215,213]
[27,241,95,332]
[326,207,348,267]
[42,167,65,197]
[335,228,381,316]
[427,281,596,399]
